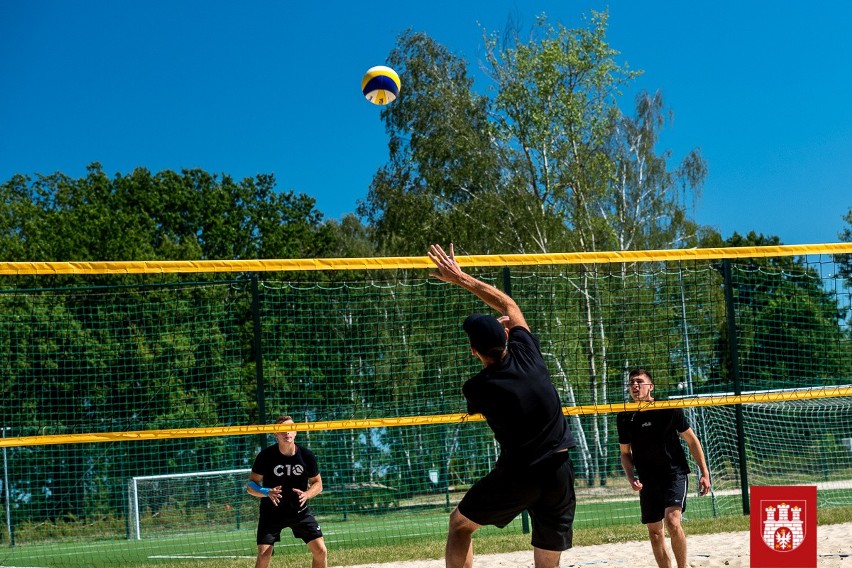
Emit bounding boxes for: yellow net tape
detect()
[1,243,851,275]
[4,386,850,448]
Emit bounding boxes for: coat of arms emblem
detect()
[759,500,807,551]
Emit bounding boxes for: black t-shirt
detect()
[616,408,690,477]
[251,443,319,518]
[463,326,576,468]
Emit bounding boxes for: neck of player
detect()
[278,440,296,456]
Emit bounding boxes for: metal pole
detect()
[252,275,266,426]
[132,478,141,540]
[503,267,531,535]
[2,427,13,546]
[723,260,750,515]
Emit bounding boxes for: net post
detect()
[723,259,750,515]
[251,274,267,428]
[2,427,13,546]
[503,266,532,535]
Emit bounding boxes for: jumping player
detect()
[428,242,577,568]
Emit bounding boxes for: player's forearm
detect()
[619,454,637,481]
[687,440,710,476]
[247,480,269,497]
[454,272,517,316]
[305,479,323,499]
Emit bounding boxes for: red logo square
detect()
[750,485,817,567]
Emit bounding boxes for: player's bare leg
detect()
[255,544,274,568]
[307,537,328,568]
[646,520,672,568]
[533,546,562,567]
[445,508,480,568]
[664,507,687,568]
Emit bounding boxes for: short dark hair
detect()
[275,415,293,424]
[628,368,653,383]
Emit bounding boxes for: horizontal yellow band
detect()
[3,386,849,448]
[1,243,850,275]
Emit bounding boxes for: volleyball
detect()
[362,65,400,105]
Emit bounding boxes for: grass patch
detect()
[3,506,849,568]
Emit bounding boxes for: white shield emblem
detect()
[759,500,807,551]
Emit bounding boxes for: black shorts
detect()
[257,511,323,545]
[458,451,575,551]
[638,471,688,524]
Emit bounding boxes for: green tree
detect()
[0,163,336,522]
[362,11,708,485]
[838,206,852,286]
[713,232,850,390]
[358,30,503,255]
[0,163,331,271]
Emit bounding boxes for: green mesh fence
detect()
[0,251,850,567]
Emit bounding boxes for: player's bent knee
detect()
[663,508,682,530]
[645,521,665,539]
[257,544,274,559]
[533,546,563,568]
[308,537,328,558]
[448,508,479,535]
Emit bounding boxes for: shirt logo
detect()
[273,463,305,476]
[641,421,652,427]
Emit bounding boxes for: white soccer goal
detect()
[692,393,852,514]
[128,468,255,540]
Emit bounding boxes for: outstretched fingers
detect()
[428,243,460,281]
[428,243,451,263]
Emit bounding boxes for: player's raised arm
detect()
[427,243,528,331]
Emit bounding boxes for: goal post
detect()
[128,468,253,540]
[671,387,852,514]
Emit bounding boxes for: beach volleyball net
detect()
[0,243,850,566]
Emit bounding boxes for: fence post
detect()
[502,267,531,535]
[2,427,13,546]
[723,259,750,515]
[251,274,267,432]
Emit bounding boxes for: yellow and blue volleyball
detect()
[361,65,401,105]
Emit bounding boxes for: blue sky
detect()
[1,1,850,248]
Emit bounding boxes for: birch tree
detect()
[363,11,708,485]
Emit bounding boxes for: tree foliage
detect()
[712,232,851,391]
[358,11,710,486]
[358,29,503,254]
[361,12,708,258]
[838,206,852,287]
[0,163,355,286]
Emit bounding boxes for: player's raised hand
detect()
[428,243,464,283]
